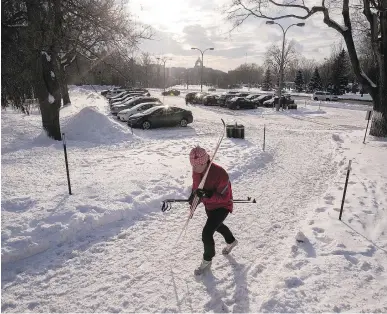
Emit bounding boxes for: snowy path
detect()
[2,99,342,312]
[3,89,384,312]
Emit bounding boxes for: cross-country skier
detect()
[189,146,238,275]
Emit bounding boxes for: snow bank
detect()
[61,106,131,144]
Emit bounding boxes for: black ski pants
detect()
[202,207,236,261]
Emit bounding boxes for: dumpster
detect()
[235,124,245,139]
[226,125,235,138]
[227,123,245,139]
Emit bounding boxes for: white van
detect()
[312,91,338,101]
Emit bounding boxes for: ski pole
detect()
[161,197,257,212]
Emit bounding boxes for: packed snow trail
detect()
[3,89,384,312]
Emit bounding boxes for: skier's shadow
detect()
[225,255,250,313]
[199,255,250,312]
[198,268,229,312]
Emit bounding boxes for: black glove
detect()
[195,189,214,199]
[188,191,195,205]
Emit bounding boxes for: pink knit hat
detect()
[190,146,209,166]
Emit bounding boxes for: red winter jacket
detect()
[192,162,233,212]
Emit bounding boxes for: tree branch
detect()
[230,0,325,21]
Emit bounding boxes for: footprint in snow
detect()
[312,227,325,234]
[315,207,327,213]
[284,277,304,288]
[251,264,265,277]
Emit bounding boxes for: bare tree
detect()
[298,57,317,86]
[264,41,297,87]
[2,0,151,140]
[227,0,387,137]
[140,52,152,87]
[57,0,151,104]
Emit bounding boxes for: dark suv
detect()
[162,89,180,96]
[185,92,197,104]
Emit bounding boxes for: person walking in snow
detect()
[189,146,238,275]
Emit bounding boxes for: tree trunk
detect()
[35,51,62,140]
[58,62,71,106]
[340,19,387,137]
[26,0,62,141]
[369,0,387,137]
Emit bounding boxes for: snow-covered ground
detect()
[1,86,386,312]
[169,84,373,102]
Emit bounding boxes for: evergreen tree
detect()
[294,70,304,92]
[308,68,322,91]
[331,49,349,95]
[262,68,272,91]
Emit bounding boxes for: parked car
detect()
[117,102,162,122]
[192,92,209,104]
[203,95,218,106]
[101,87,121,96]
[256,94,273,106]
[235,92,250,97]
[110,96,138,108]
[127,106,193,129]
[263,95,294,108]
[208,88,216,92]
[226,97,257,110]
[109,92,145,105]
[245,94,261,101]
[110,93,146,107]
[106,89,129,99]
[162,89,180,96]
[312,91,338,101]
[219,92,240,107]
[111,97,162,115]
[185,92,197,104]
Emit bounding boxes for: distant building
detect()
[194,57,202,68]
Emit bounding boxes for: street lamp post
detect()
[266,21,305,111]
[191,47,214,92]
[157,57,171,93]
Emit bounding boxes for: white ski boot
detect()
[222,240,238,255]
[194,259,212,276]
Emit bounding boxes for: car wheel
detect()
[180,119,188,127]
[142,121,151,130]
[314,97,318,101]
[236,105,240,110]
[326,98,330,101]
[254,104,258,109]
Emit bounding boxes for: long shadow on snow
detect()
[196,255,250,313]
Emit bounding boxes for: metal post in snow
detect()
[363,110,372,144]
[319,101,321,111]
[339,160,352,220]
[263,124,266,151]
[62,133,72,195]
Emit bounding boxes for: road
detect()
[291,95,372,106]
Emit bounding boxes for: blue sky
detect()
[129,0,342,71]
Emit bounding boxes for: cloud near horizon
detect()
[129,0,343,71]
